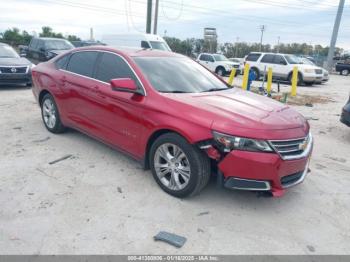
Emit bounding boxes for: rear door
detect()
[259,54,275,73]
[63,51,100,134]
[89,52,146,155]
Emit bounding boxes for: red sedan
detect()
[31,46,313,198]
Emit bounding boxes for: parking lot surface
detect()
[0,75,350,254]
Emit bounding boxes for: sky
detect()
[0,0,349,50]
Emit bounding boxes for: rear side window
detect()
[30,39,38,49]
[37,40,44,51]
[246,53,261,62]
[95,53,137,83]
[55,54,70,69]
[260,54,275,63]
[66,51,99,77]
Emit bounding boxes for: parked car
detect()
[102,33,171,52]
[335,63,350,76]
[229,57,244,74]
[300,57,329,84]
[197,53,241,76]
[26,37,74,64]
[245,52,323,85]
[0,42,34,86]
[32,46,312,198]
[340,94,350,127]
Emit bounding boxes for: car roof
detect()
[71,45,182,58]
[0,42,10,47]
[34,37,69,41]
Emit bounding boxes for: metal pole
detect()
[326,0,345,71]
[259,25,266,52]
[146,0,152,34]
[153,0,159,34]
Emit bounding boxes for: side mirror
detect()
[19,53,27,57]
[280,60,287,65]
[39,47,45,52]
[110,78,142,95]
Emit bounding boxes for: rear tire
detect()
[251,67,260,80]
[41,93,66,133]
[340,69,349,76]
[149,133,211,198]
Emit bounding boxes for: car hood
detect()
[163,88,308,133]
[0,57,31,66]
[297,64,319,70]
[221,61,240,66]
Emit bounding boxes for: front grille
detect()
[281,171,303,187]
[315,69,323,74]
[269,134,310,160]
[0,66,28,74]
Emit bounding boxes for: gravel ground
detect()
[0,75,349,255]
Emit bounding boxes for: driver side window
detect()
[95,52,139,84]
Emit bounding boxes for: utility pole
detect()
[276,36,280,53]
[326,0,345,70]
[234,37,239,57]
[146,0,152,34]
[259,25,266,52]
[153,0,159,34]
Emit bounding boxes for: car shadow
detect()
[0,84,31,91]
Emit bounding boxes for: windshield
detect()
[134,57,230,93]
[284,55,301,64]
[0,45,19,58]
[301,58,315,65]
[45,40,74,50]
[149,41,171,51]
[213,54,229,61]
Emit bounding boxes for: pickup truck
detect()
[335,63,350,76]
[26,37,74,64]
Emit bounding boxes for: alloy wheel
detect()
[42,98,56,129]
[154,143,191,191]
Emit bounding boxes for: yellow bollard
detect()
[227,68,236,86]
[291,66,298,96]
[267,67,273,95]
[242,63,250,90]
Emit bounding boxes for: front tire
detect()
[41,93,65,133]
[215,67,225,76]
[149,133,211,198]
[288,72,303,86]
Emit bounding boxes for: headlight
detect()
[213,131,273,153]
[30,63,36,68]
[303,68,314,73]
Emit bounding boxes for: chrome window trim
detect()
[59,49,147,96]
[268,132,313,160]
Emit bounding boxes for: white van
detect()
[102,33,171,51]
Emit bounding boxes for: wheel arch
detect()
[142,127,208,170]
[215,65,225,73]
[38,89,51,106]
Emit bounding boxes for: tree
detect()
[67,35,81,41]
[39,26,63,38]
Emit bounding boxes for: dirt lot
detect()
[0,75,350,255]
